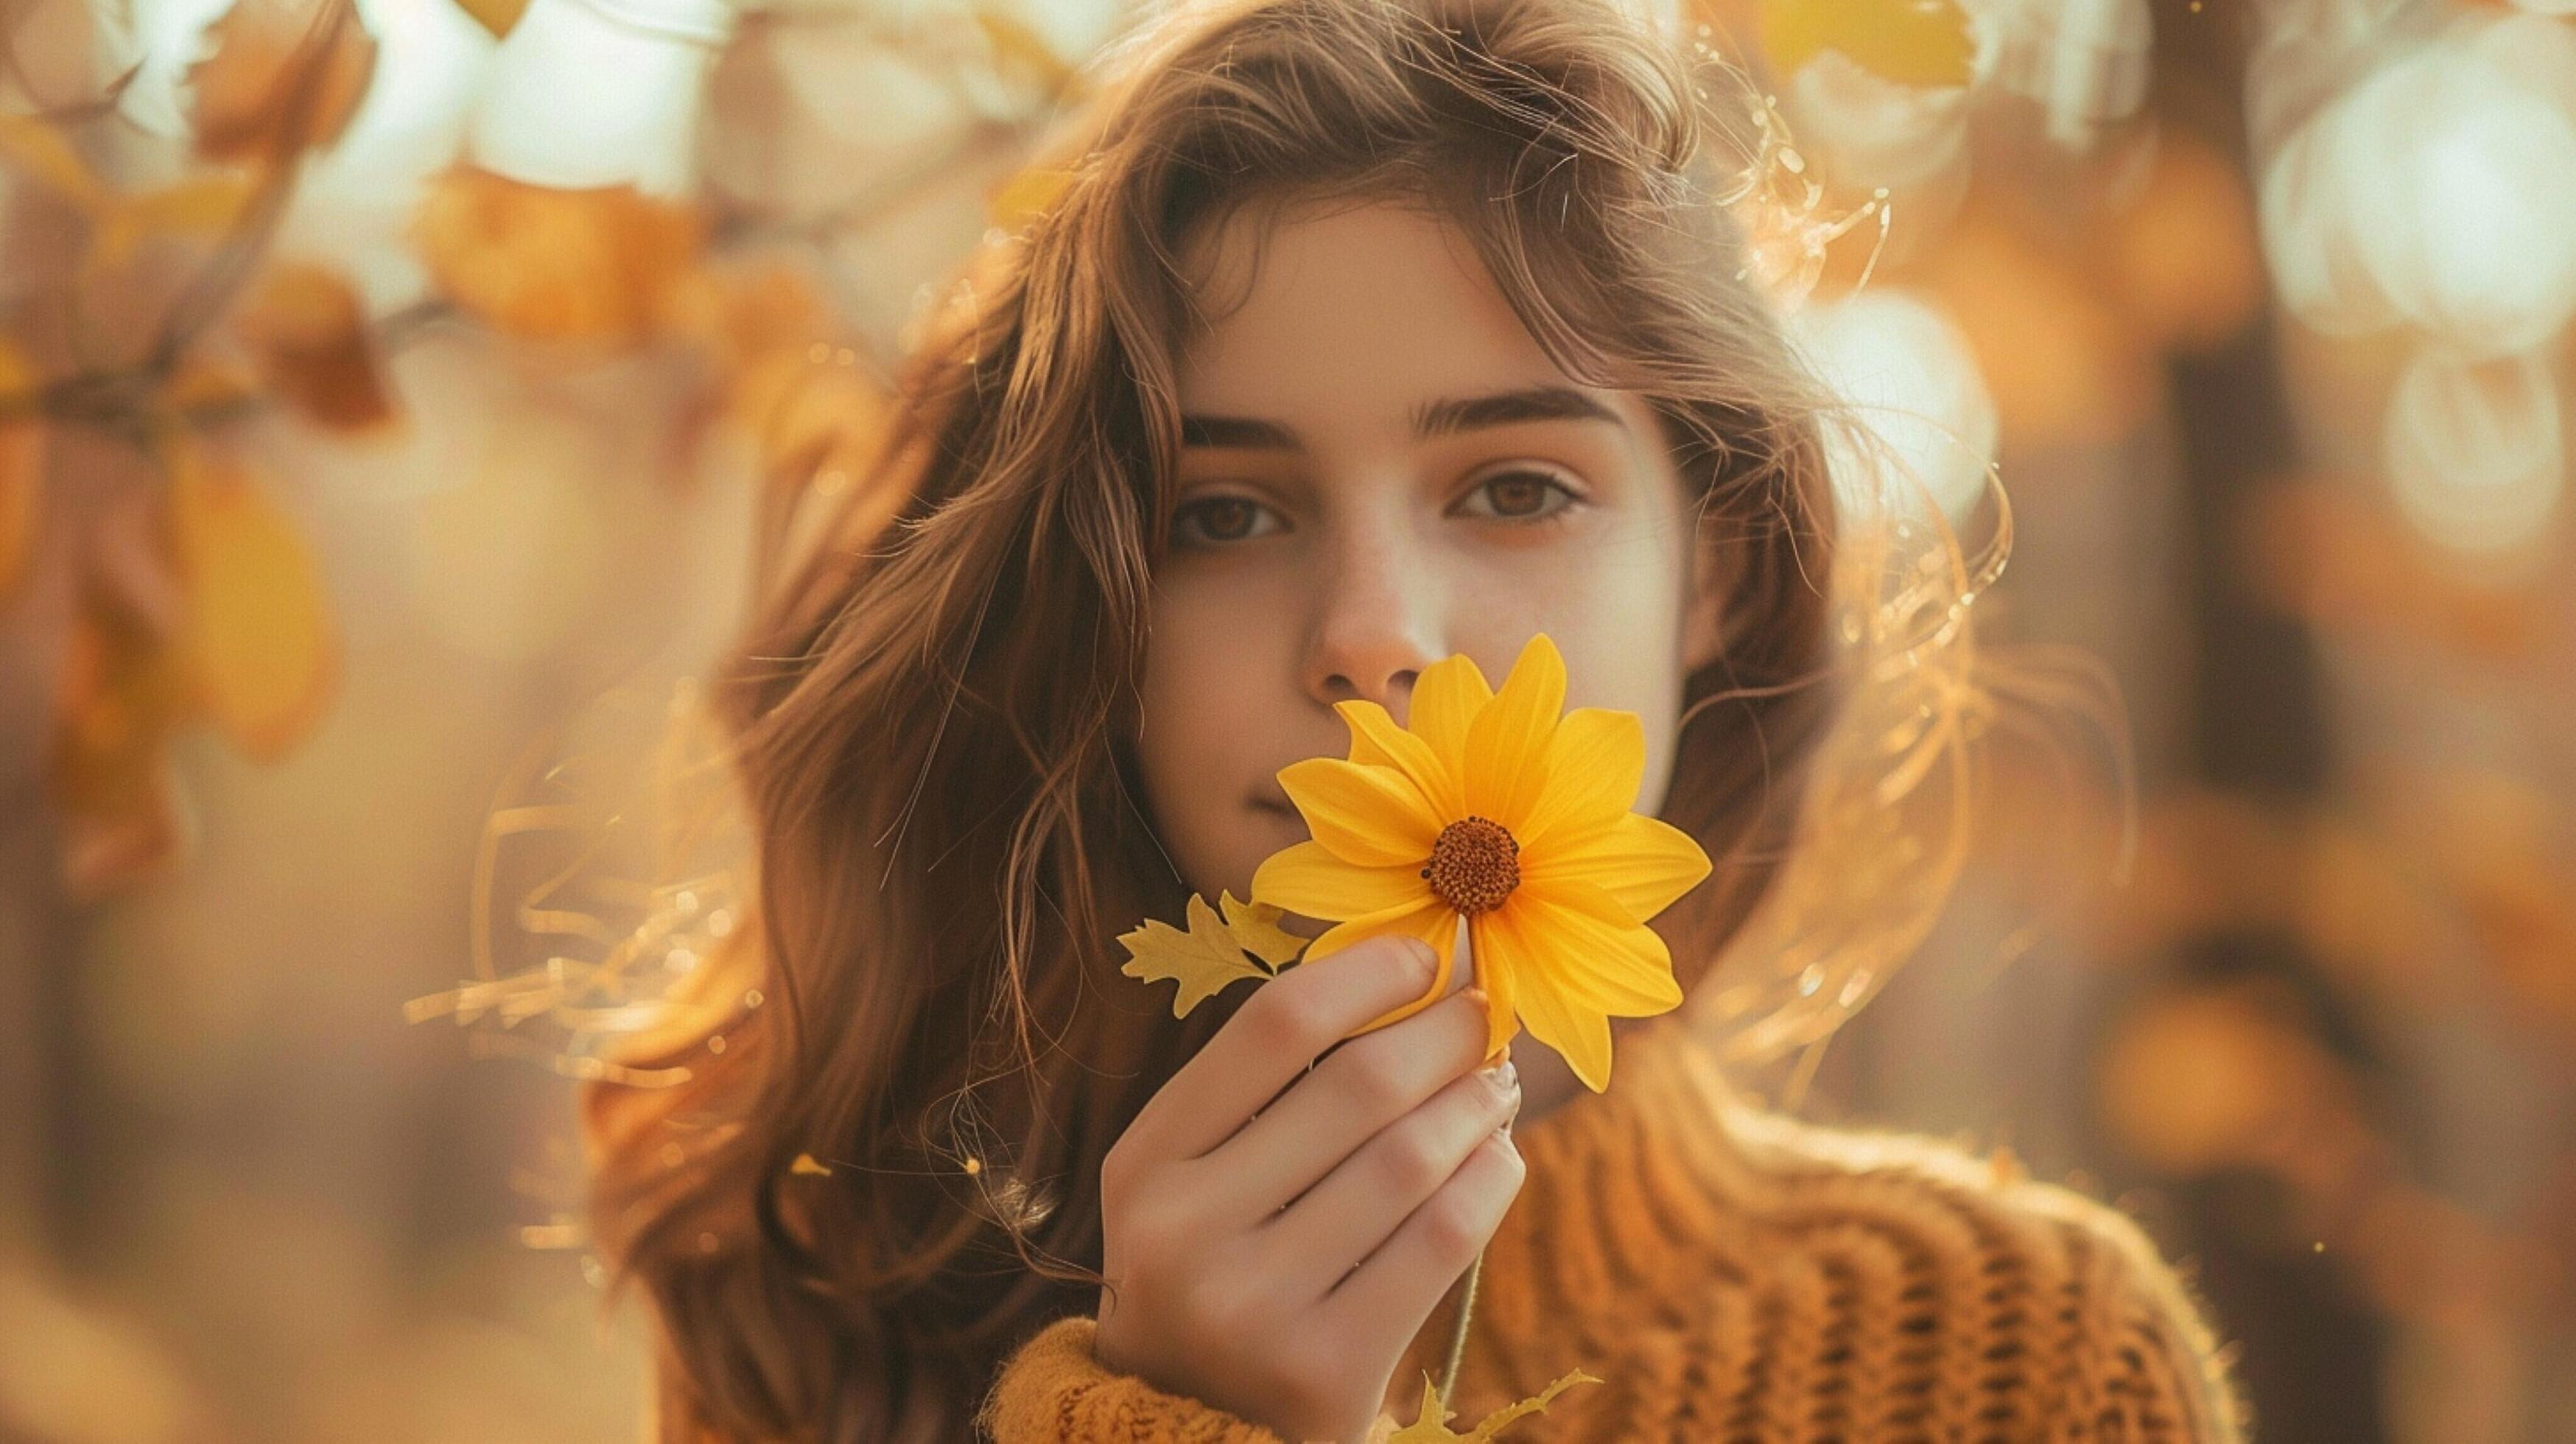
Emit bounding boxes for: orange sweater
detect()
[976,1013,2245,1442]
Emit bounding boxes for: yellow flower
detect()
[1249,634,1711,1092]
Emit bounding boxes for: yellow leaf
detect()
[789,1153,834,1177]
[1117,890,1305,1018]
[1758,0,1976,90]
[0,112,108,210]
[974,11,1078,97]
[167,445,337,761]
[124,174,258,233]
[0,340,42,595]
[91,174,259,271]
[1378,1367,1604,1443]
[448,0,530,39]
[988,165,1077,231]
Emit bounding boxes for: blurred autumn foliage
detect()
[0,0,932,900]
[1,0,2571,1440]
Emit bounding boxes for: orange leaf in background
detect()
[234,262,397,432]
[448,0,532,39]
[166,356,265,421]
[988,166,1077,232]
[0,111,256,270]
[0,111,108,208]
[1911,206,2152,451]
[2099,132,2261,356]
[168,446,337,762]
[674,262,833,372]
[1758,0,1976,90]
[189,0,379,164]
[92,174,259,270]
[2245,479,2543,664]
[0,340,42,595]
[51,591,191,899]
[733,347,887,488]
[973,12,1086,104]
[415,169,705,346]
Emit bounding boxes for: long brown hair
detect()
[583,1,1859,1436]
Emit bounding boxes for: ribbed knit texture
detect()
[978,1013,2246,1442]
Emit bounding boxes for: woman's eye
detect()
[1170,494,1282,547]
[1459,468,1582,523]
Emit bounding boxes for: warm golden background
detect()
[1,0,2569,1440]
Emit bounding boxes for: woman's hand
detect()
[1094,932,1524,1443]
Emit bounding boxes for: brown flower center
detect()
[1420,815,1520,916]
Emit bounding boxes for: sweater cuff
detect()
[978,1315,1290,1443]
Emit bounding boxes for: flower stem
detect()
[1436,1245,1484,1412]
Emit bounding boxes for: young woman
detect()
[580,0,2245,1438]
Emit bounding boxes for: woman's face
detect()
[1136,196,1727,979]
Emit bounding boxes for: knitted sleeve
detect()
[976,1314,1292,1443]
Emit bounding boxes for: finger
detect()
[1263,1049,1520,1282]
[1204,983,1494,1224]
[1317,1123,1523,1342]
[1129,931,1439,1166]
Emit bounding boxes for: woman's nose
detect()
[1303,525,1440,716]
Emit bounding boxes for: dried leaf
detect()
[415,168,705,345]
[0,340,42,595]
[1375,1367,1604,1443]
[448,0,531,39]
[1117,891,1305,1018]
[167,444,338,761]
[189,0,379,163]
[50,587,191,898]
[234,262,396,432]
[1759,0,1976,90]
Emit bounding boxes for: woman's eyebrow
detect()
[1177,385,1625,451]
[1411,385,1624,439]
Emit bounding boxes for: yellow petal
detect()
[1504,881,1685,1015]
[1334,698,1462,819]
[1277,757,1440,866]
[1520,810,1713,924]
[1310,899,1461,1037]
[1462,633,1565,831]
[1514,707,1643,851]
[1251,838,1432,922]
[1481,904,1615,1092]
[1408,651,1493,776]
